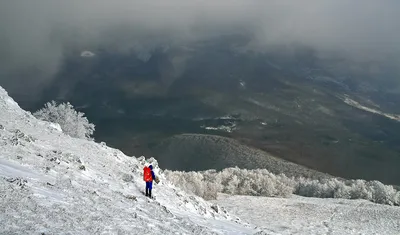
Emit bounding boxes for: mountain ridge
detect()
[0,86,255,234]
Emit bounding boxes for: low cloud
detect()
[1,0,399,95]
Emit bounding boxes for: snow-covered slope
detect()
[0,86,255,234]
[216,194,400,235]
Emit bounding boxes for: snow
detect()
[80,50,96,57]
[215,194,400,235]
[48,123,62,132]
[0,158,48,181]
[239,80,246,88]
[342,96,400,122]
[0,86,254,235]
[1,85,399,235]
[200,124,236,133]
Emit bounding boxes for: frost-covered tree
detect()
[166,167,400,205]
[33,101,95,140]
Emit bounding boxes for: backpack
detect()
[143,166,153,182]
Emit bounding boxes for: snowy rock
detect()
[121,173,133,182]
[137,156,145,162]
[211,204,219,213]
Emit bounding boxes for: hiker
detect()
[143,165,156,198]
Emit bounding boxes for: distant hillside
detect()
[151,134,330,179]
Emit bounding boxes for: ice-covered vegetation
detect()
[33,101,95,140]
[166,167,400,206]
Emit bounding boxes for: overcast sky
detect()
[1,0,399,92]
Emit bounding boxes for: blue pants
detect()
[146,181,153,190]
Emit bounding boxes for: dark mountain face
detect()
[4,35,400,185]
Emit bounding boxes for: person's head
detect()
[149,165,153,170]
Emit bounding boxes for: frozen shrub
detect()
[333,182,351,199]
[203,182,219,200]
[394,192,400,206]
[296,179,325,197]
[349,180,372,200]
[274,175,295,196]
[222,174,240,194]
[369,181,397,205]
[165,171,219,200]
[165,167,400,206]
[33,101,95,140]
[166,167,294,199]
